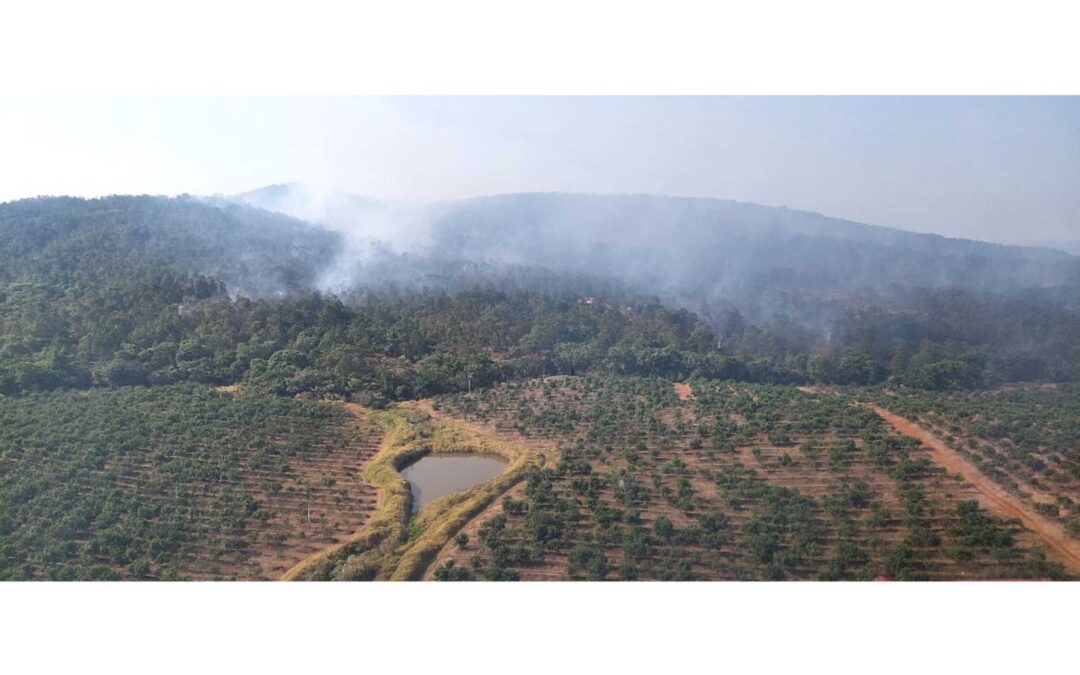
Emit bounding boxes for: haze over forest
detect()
[3,96,1080,584]
[4,182,1079,396]
[2,98,1078,398]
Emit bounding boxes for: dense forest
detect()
[239,187,1080,388]
[2,195,1079,402]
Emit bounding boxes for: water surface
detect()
[401,454,507,513]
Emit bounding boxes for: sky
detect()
[0,96,1077,244]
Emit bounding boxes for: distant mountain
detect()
[229,185,1080,323]
[14,188,1072,326]
[0,195,339,297]
[2,190,1077,388]
[1042,240,1080,257]
[233,183,388,232]
[423,193,1079,313]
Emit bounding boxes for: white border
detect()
[1,1,1078,94]
[1,2,1077,672]
[1,582,1077,674]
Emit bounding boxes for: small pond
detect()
[400,454,507,513]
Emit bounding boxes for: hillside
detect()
[235,185,1080,310]
[0,195,339,296]
[426,192,1079,299]
[233,185,1080,385]
[1,192,1078,582]
[2,192,1078,396]
[0,385,383,580]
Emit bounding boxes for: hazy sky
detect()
[1,96,1076,244]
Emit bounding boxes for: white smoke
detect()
[233,182,437,292]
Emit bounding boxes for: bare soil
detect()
[874,406,1080,575]
[673,382,693,402]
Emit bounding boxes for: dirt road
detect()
[874,407,1080,575]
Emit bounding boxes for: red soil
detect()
[874,406,1080,575]
[673,382,693,402]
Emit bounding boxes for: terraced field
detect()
[0,385,384,580]
[871,386,1079,541]
[5,377,1073,581]
[423,376,1071,580]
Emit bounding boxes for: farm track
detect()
[874,406,1080,575]
[426,378,1071,580]
[193,382,1072,581]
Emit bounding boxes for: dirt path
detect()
[874,406,1080,575]
[673,382,693,402]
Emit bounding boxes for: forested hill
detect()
[1,193,1078,399]
[233,183,386,232]
[425,192,1079,297]
[0,195,728,400]
[236,185,1080,386]
[0,195,339,296]
[236,185,1080,322]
